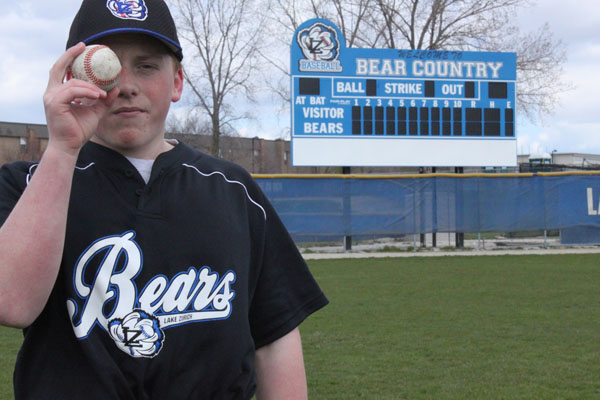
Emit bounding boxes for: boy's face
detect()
[91,33,183,159]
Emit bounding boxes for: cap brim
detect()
[83,28,183,61]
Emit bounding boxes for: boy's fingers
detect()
[48,42,86,89]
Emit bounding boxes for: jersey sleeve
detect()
[248,183,328,349]
[0,161,32,227]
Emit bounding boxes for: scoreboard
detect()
[290,19,517,167]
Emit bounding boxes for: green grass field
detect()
[0,325,19,399]
[1,254,599,399]
[301,254,600,399]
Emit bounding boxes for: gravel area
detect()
[299,234,600,259]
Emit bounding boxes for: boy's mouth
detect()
[114,107,145,116]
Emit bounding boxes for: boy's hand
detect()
[43,42,119,158]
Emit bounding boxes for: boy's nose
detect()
[116,66,139,98]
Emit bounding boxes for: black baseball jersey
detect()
[0,141,328,399]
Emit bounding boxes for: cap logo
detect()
[106,0,149,21]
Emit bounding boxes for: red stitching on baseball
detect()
[84,45,119,87]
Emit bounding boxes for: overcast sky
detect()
[1,1,599,156]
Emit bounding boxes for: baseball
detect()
[70,44,121,91]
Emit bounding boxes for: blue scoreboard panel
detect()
[290,19,517,167]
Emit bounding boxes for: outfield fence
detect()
[254,172,600,243]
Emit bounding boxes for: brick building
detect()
[0,122,48,165]
[0,121,510,174]
[8,121,595,174]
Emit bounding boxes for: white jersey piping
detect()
[182,163,267,220]
[26,162,96,185]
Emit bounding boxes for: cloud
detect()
[0,53,53,102]
[513,2,600,154]
[0,3,77,123]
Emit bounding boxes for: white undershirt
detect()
[125,140,177,184]
[126,156,154,184]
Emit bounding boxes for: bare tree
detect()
[266,0,569,121]
[369,0,524,50]
[172,0,266,156]
[495,23,569,121]
[261,0,374,106]
[165,109,211,136]
[369,0,570,120]
[266,0,373,46]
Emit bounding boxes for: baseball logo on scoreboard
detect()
[290,19,518,167]
[296,22,342,72]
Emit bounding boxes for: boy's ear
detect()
[172,67,184,102]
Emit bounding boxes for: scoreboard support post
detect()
[342,166,352,251]
[344,233,352,251]
[419,167,426,248]
[432,167,437,248]
[454,166,465,248]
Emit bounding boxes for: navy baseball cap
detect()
[67,0,183,61]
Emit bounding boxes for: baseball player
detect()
[0,0,327,399]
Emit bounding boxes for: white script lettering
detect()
[67,232,236,338]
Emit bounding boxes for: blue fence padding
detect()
[561,226,600,244]
[255,174,600,238]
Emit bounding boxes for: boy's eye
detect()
[139,63,159,71]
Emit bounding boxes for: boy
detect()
[0,0,327,398]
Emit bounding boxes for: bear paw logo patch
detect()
[109,310,164,358]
